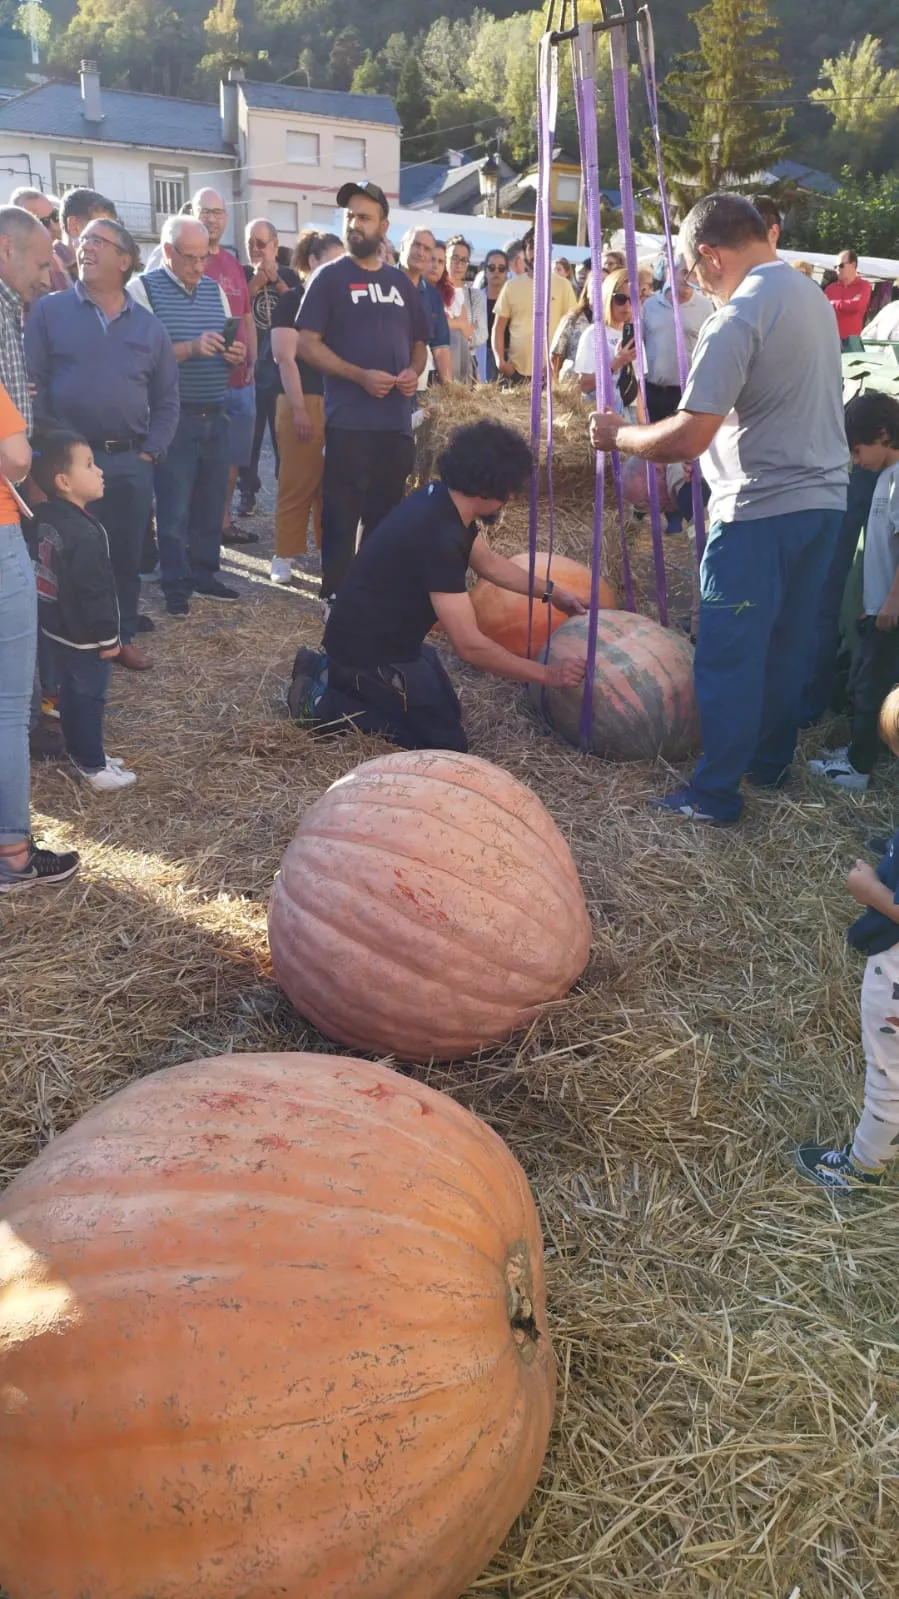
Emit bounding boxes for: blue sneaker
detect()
[795,1141,884,1194]
[649,789,735,826]
[665,514,683,535]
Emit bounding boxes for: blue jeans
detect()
[0,523,36,844]
[688,509,844,821]
[153,410,230,599]
[92,449,155,644]
[50,641,111,772]
[225,383,256,469]
[801,466,878,723]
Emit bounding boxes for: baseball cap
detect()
[336,180,389,217]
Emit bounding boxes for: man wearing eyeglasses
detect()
[25,217,180,669]
[491,226,576,386]
[825,249,872,351]
[589,192,848,827]
[8,188,69,294]
[127,216,247,617]
[191,188,256,535]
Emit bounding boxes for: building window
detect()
[151,165,189,219]
[268,200,299,237]
[50,155,93,194]
[286,130,319,166]
[556,173,580,205]
[310,203,337,223]
[334,136,366,171]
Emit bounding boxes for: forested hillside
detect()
[10,0,899,179]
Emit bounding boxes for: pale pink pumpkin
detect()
[269,750,591,1061]
[532,611,700,761]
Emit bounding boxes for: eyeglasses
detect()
[486,262,507,272]
[38,209,59,228]
[198,207,225,219]
[80,233,128,256]
[612,293,632,306]
[173,244,210,267]
[837,261,853,269]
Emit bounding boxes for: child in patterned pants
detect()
[796,687,899,1192]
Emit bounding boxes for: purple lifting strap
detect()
[609,25,668,628]
[527,35,558,658]
[637,7,707,558]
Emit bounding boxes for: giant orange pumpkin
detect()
[471,552,616,659]
[532,611,700,761]
[268,749,591,1061]
[0,1052,556,1599]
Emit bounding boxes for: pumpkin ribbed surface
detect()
[471,552,616,659]
[0,1052,557,1599]
[268,749,591,1061]
[533,611,700,761]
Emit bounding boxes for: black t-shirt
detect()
[324,482,477,667]
[243,266,300,388]
[296,255,428,433]
[271,284,324,398]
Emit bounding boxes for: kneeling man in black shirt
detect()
[289,420,586,751]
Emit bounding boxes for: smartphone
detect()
[222,316,241,349]
[622,321,634,346]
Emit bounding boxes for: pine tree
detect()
[395,53,431,140]
[648,0,791,218]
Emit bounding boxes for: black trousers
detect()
[321,427,415,598]
[645,381,681,423]
[239,384,280,496]
[848,620,899,774]
[315,645,467,752]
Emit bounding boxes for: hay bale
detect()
[413,381,597,503]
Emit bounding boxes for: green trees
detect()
[810,36,899,174]
[791,171,899,260]
[649,0,790,215]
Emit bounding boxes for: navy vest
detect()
[141,269,228,404]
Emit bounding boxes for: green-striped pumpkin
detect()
[532,611,700,762]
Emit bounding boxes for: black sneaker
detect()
[0,839,80,894]
[196,580,239,601]
[29,717,66,762]
[165,595,190,617]
[795,1140,885,1193]
[237,493,256,515]
[135,614,155,633]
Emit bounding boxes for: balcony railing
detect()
[112,201,162,238]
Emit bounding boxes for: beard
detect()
[347,231,375,259]
[479,510,503,526]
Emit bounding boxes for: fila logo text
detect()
[350,283,406,307]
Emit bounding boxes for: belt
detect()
[180,402,225,415]
[88,437,146,454]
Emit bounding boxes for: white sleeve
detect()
[126,276,152,314]
[573,324,596,375]
[219,285,232,318]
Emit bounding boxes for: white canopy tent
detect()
[610,227,899,284]
[313,205,592,264]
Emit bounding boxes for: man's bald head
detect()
[191,188,228,246]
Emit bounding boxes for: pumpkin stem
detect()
[505,1241,541,1364]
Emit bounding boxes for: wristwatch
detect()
[541,578,555,605]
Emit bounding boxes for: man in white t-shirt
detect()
[642,260,713,421]
[589,192,848,826]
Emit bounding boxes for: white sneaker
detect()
[77,762,137,791]
[807,756,869,791]
[270,557,294,585]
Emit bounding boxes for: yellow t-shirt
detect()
[494,272,577,377]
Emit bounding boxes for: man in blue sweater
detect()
[25,216,179,669]
[128,216,247,618]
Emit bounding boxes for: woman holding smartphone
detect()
[573,268,646,422]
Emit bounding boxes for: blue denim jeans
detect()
[0,523,36,844]
[688,508,845,821]
[153,410,230,599]
[801,466,878,724]
[49,640,111,772]
[92,449,155,644]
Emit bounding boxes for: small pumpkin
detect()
[0,1052,556,1599]
[471,552,616,659]
[620,455,677,514]
[269,749,591,1061]
[532,610,700,762]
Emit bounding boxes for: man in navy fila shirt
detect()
[296,181,427,602]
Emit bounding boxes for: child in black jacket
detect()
[30,432,137,791]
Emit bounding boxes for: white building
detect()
[0,62,401,253]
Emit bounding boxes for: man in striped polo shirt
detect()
[127,216,246,617]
